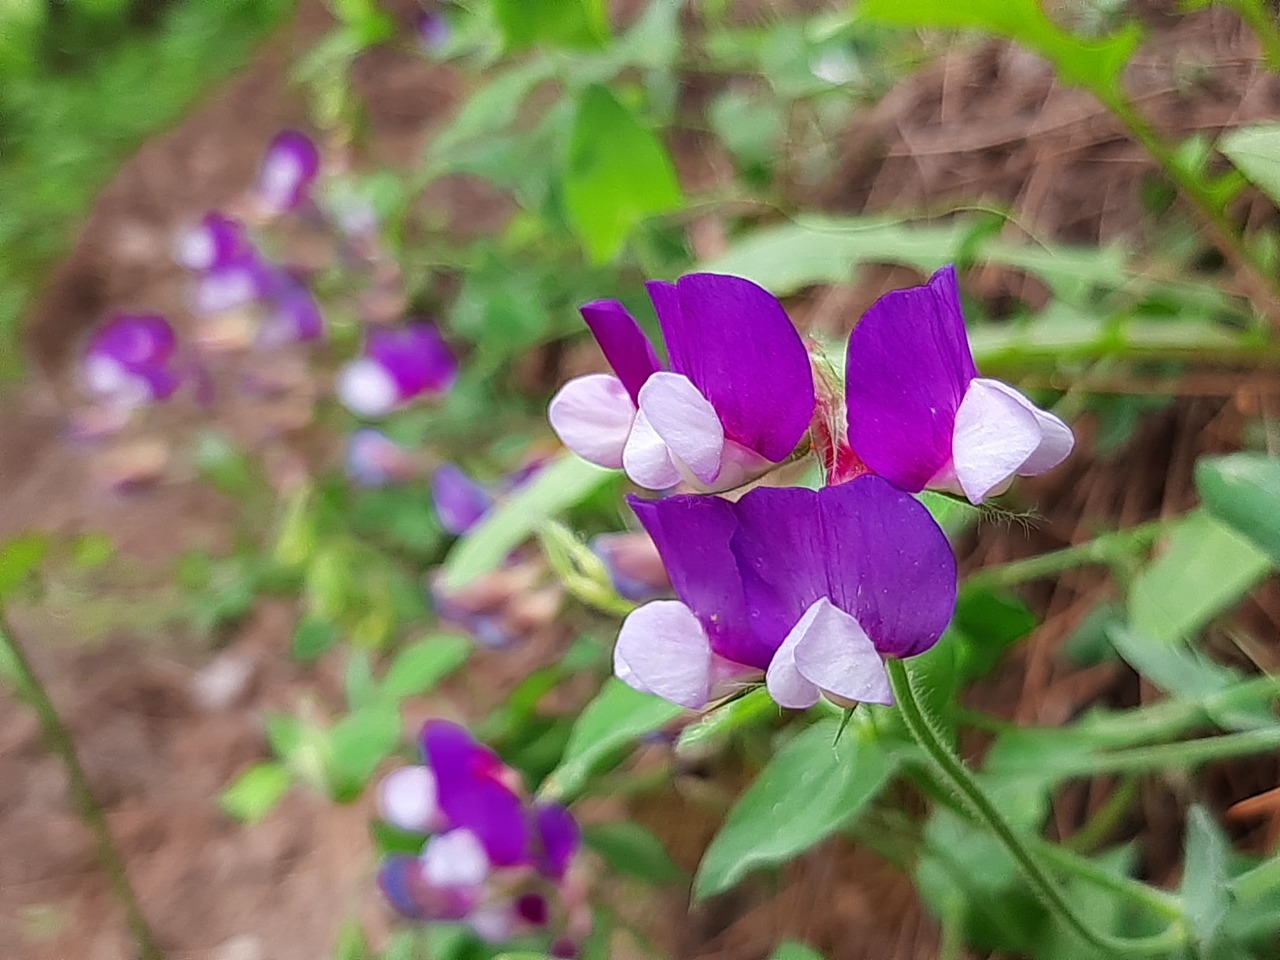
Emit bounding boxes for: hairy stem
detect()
[886,656,1186,956]
[0,610,164,960]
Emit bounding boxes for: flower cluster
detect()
[552,265,1073,709]
[377,721,588,956]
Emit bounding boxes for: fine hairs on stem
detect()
[0,609,164,960]
[884,656,1187,957]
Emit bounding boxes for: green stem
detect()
[1065,776,1139,855]
[964,518,1170,590]
[0,611,164,960]
[886,657,1186,956]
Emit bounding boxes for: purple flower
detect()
[548,274,815,492]
[416,10,450,53]
[191,249,271,316]
[589,532,670,602]
[845,265,1074,504]
[432,463,494,536]
[257,269,324,346]
[337,324,459,418]
[81,314,181,409]
[175,212,247,271]
[346,429,418,487]
[615,476,956,709]
[255,130,321,215]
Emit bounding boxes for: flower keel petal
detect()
[951,378,1043,504]
[622,409,682,489]
[792,598,892,706]
[637,372,725,484]
[615,600,714,708]
[548,374,636,469]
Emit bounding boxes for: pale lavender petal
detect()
[337,357,399,417]
[432,463,493,535]
[845,265,978,492]
[791,598,893,705]
[347,429,416,487]
[969,378,1075,476]
[764,605,822,709]
[635,372,724,484]
[533,802,580,881]
[468,900,518,942]
[377,765,441,833]
[614,601,714,708]
[951,378,1043,504]
[621,408,682,490]
[548,374,635,469]
[627,494,767,669]
[646,273,813,462]
[580,299,662,404]
[421,721,529,867]
[176,212,246,271]
[256,130,321,213]
[192,254,270,315]
[422,828,490,887]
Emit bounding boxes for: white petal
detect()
[548,374,635,470]
[951,378,1043,504]
[622,409,682,490]
[636,372,725,484]
[377,765,441,833]
[337,358,399,418]
[967,378,1074,476]
[422,829,490,888]
[468,900,517,942]
[614,600,713,709]
[765,602,823,709]
[792,598,893,706]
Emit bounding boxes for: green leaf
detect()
[491,0,608,51]
[1128,509,1273,642]
[291,616,340,663]
[1181,805,1231,951]
[769,943,826,960]
[1219,124,1280,207]
[381,634,471,700]
[220,762,292,823]
[0,533,46,599]
[563,84,682,263]
[326,703,402,801]
[695,719,896,899]
[345,649,380,710]
[542,678,681,801]
[1196,453,1280,565]
[583,821,684,885]
[857,0,1142,94]
[440,455,615,590]
[676,685,778,759]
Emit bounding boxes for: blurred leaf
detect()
[0,533,46,599]
[345,650,379,710]
[1219,124,1280,207]
[542,678,681,801]
[194,431,254,497]
[695,719,896,899]
[220,762,291,823]
[430,59,556,160]
[273,485,316,568]
[441,455,615,590]
[291,616,340,663]
[70,532,113,569]
[952,587,1037,681]
[710,88,784,177]
[381,634,471,700]
[333,917,369,960]
[857,0,1142,93]
[265,713,305,761]
[563,84,682,263]
[491,0,607,51]
[1128,509,1273,642]
[1106,623,1239,702]
[583,821,684,885]
[327,703,401,800]
[769,943,826,960]
[1182,805,1231,952]
[1196,453,1280,564]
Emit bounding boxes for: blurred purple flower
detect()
[549,274,814,492]
[345,428,418,488]
[337,323,458,418]
[590,531,671,603]
[416,10,450,53]
[257,268,324,346]
[845,265,1074,504]
[255,130,321,215]
[616,476,956,710]
[432,463,494,536]
[81,314,181,409]
[175,212,247,272]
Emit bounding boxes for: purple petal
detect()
[366,323,459,400]
[432,463,494,536]
[256,130,321,213]
[83,314,181,405]
[533,802,580,881]
[627,494,769,669]
[516,892,549,926]
[378,855,431,919]
[417,10,450,52]
[646,273,814,463]
[845,265,978,492]
[590,532,671,602]
[176,212,246,271]
[192,252,271,315]
[580,299,662,404]
[420,721,529,867]
[87,314,175,366]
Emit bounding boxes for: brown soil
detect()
[3,2,1279,960]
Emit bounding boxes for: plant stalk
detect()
[0,610,164,960]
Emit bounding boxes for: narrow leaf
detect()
[382,633,471,699]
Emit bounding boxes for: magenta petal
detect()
[627,494,769,669]
[646,274,813,463]
[432,463,493,535]
[845,265,977,491]
[533,802,580,881]
[580,300,662,404]
[257,130,321,213]
[421,721,529,867]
